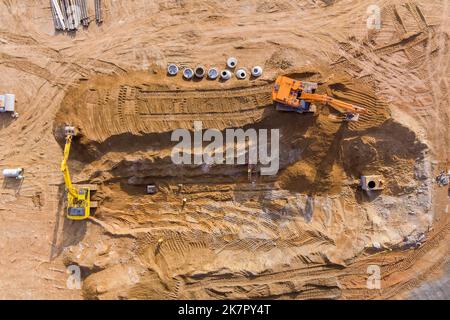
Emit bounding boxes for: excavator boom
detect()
[299,92,368,114]
[60,128,96,220]
[61,135,78,198]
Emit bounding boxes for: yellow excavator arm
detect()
[60,134,79,199]
[60,129,96,220]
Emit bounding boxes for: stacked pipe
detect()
[50,0,91,31]
[79,0,90,27]
[67,0,77,30]
[59,0,71,30]
[59,0,69,29]
[50,0,65,30]
[94,0,103,23]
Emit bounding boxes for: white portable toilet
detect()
[0,94,15,112]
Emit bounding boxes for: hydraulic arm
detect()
[60,129,96,220]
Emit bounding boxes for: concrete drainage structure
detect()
[194,66,206,78]
[183,68,194,80]
[227,57,237,69]
[235,68,247,80]
[251,66,263,77]
[220,70,232,80]
[207,68,219,80]
[167,64,179,76]
[361,175,384,191]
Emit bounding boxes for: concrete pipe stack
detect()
[50,0,101,31]
[166,57,263,82]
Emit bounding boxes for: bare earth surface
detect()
[0,0,449,299]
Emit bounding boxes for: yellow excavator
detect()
[61,126,97,220]
[272,75,368,121]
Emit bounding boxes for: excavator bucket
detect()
[344,113,360,122]
[64,126,76,137]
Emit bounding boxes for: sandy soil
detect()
[0,0,449,299]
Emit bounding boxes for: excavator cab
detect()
[61,126,97,220]
[66,186,93,219]
[273,77,317,114]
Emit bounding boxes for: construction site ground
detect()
[0,0,449,299]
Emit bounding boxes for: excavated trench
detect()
[53,68,433,299]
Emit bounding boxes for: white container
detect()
[3,168,24,179]
[4,94,15,112]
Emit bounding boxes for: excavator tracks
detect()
[72,83,274,142]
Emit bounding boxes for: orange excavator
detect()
[272,75,368,121]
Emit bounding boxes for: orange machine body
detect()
[272,75,367,115]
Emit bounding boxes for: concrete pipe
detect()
[227,57,237,69]
[3,168,24,179]
[194,66,206,78]
[207,67,219,80]
[251,66,263,77]
[167,64,179,76]
[220,70,232,80]
[183,68,194,80]
[235,68,247,80]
